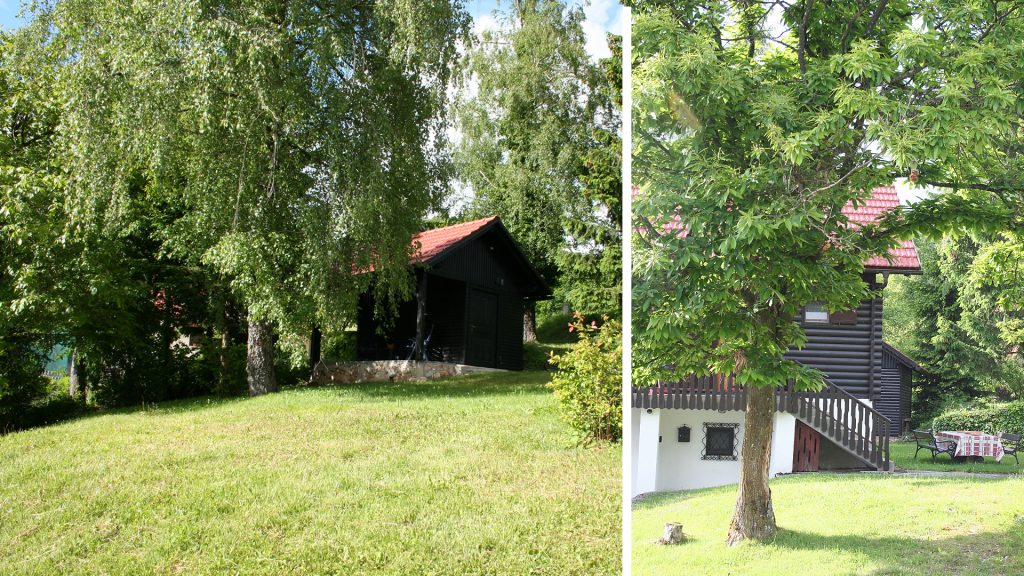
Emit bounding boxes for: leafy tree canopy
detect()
[630,0,1024,390]
[31,0,470,341]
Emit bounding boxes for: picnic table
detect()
[935,430,1004,463]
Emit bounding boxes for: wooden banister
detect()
[631,375,892,470]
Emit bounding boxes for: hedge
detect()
[931,401,1024,436]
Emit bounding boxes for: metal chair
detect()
[912,429,957,463]
[999,432,1021,466]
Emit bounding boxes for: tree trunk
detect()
[67,347,85,400]
[726,384,777,545]
[246,316,277,396]
[523,300,537,343]
[218,329,229,387]
[309,326,322,371]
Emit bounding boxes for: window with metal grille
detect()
[702,423,739,461]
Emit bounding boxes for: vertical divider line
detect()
[621,9,633,576]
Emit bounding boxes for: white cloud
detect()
[580,0,625,61]
[473,13,500,37]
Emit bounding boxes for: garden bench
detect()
[913,429,957,463]
[999,432,1021,466]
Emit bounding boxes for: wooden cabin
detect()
[631,186,928,494]
[356,217,551,370]
[787,186,926,434]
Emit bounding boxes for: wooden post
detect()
[415,272,428,361]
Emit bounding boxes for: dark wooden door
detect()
[465,288,498,367]
[793,420,821,472]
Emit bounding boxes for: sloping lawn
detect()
[890,440,1022,474]
[633,474,1024,576]
[0,371,620,575]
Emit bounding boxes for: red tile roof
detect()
[641,185,920,272]
[843,186,920,272]
[410,216,498,264]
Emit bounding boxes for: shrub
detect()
[547,313,621,443]
[931,401,1024,435]
[0,337,49,432]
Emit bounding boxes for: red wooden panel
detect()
[793,420,821,472]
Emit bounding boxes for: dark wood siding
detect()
[430,229,538,294]
[878,364,903,433]
[878,348,915,435]
[356,224,536,370]
[787,295,884,399]
[497,288,524,370]
[356,292,419,360]
[432,228,530,370]
[900,366,913,431]
[424,274,466,363]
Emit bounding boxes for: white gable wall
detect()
[632,408,797,494]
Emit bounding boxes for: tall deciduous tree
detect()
[630,0,1024,544]
[558,34,623,318]
[30,0,469,395]
[455,0,605,336]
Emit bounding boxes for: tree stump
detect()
[657,522,686,545]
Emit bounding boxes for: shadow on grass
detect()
[771,525,1024,575]
[4,370,554,435]
[301,370,552,402]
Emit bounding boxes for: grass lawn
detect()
[633,473,1024,576]
[890,440,1022,474]
[0,371,620,575]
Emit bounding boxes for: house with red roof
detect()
[355,216,551,370]
[631,187,928,495]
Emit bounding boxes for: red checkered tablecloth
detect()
[935,431,1004,462]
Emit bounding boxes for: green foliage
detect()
[456,0,620,317]
[885,236,1024,420]
[548,314,622,442]
[0,338,49,431]
[556,36,623,317]
[932,401,1024,436]
[630,1,1024,391]
[16,0,471,394]
[535,311,579,344]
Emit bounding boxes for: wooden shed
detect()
[356,216,551,370]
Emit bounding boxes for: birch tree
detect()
[30,0,470,394]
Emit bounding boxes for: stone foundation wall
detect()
[311,360,504,385]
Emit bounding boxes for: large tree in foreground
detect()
[630,0,1024,544]
[31,0,469,395]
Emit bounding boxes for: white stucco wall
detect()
[769,412,796,478]
[655,409,745,492]
[631,408,799,494]
[630,408,641,496]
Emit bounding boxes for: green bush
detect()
[0,337,49,432]
[931,401,1024,435]
[547,313,621,443]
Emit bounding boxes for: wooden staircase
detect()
[632,375,892,471]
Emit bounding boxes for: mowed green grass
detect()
[633,474,1024,576]
[0,371,620,575]
[890,440,1022,474]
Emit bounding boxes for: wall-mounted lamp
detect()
[678,425,691,442]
